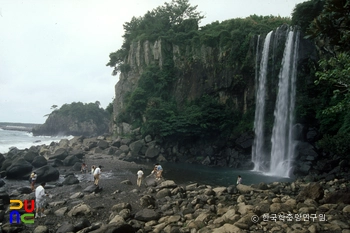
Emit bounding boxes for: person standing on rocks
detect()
[30,172,37,191]
[93,165,102,186]
[155,163,163,180]
[237,175,242,185]
[91,165,96,182]
[137,168,144,187]
[35,182,48,218]
[81,163,87,173]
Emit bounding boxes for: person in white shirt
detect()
[35,182,48,218]
[136,168,144,187]
[93,165,102,185]
[236,175,242,185]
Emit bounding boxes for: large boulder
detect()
[69,149,85,159]
[134,209,160,221]
[23,150,39,163]
[62,174,79,185]
[129,140,144,157]
[63,155,80,166]
[6,158,33,179]
[49,148,68,160]
[32,156,48,168]
[296,183,324,202]
[145,146,160,159]
[34,165,59,182]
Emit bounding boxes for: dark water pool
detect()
[127,162,295,187]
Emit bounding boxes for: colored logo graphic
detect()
[9,200,35,224]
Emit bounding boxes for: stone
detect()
[296,183,324,202]
[109,214,126,224]
[67,203,92,217]
[6,158,33,179]
[213,223,244,233]
[134,209,160,221]
[33,225,49,233]
[32,156,48,168]
[62,174,80,185]
[33,165,60,183]
[54,207,68,217]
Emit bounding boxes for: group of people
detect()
[30,164,241,219]
[136,163,163,187]
[81,163,102,186]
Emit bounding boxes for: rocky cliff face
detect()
[32,112,109,137]
[113,38,256,134]
[112,26,319,172]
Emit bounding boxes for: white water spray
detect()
[252,31,273,171]
[269,29,299,177]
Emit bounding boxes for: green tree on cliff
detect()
[106,0,204,75]
[296,0,350,155]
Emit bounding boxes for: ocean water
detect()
[0,128,73,154]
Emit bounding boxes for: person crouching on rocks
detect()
[81,163,87,173]
[35,182,49,218]
[93,165,102,186]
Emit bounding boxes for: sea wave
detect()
[0,129,73,154]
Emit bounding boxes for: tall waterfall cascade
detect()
[252,31,272,172]
[252,28,300,177]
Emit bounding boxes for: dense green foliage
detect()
[107,0,290,76]
[293,0,350,157]
[53,102,110,125]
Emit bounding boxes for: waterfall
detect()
[252,27,299,177]
[269,29,299,177]
[252,31,273,172]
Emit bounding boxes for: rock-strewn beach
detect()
[1,136,350,233]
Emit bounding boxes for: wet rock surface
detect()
[0,136,349,232]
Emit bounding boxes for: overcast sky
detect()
[0,0,305,124]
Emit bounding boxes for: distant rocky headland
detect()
[0,122,40,132]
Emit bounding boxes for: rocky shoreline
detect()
[0,136,350,233]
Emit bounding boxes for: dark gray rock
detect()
[145,147,160,158]
[34,165,60,183]
[90,222,135,233]
[63,155,80,166]
[23,150,39,163]
[56,221,75,233]
[49,148,68,160]
[32,156,48,168]
[48,159,63,167]
[73,218,91,232]
[6,158,33,179]
[296,182,324,202]
[129,140,144,156]
[97,140,109,149]
[134,209,160,221]
[83,185,102,193]
[62,175,79,185]
[69,149,85,159]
